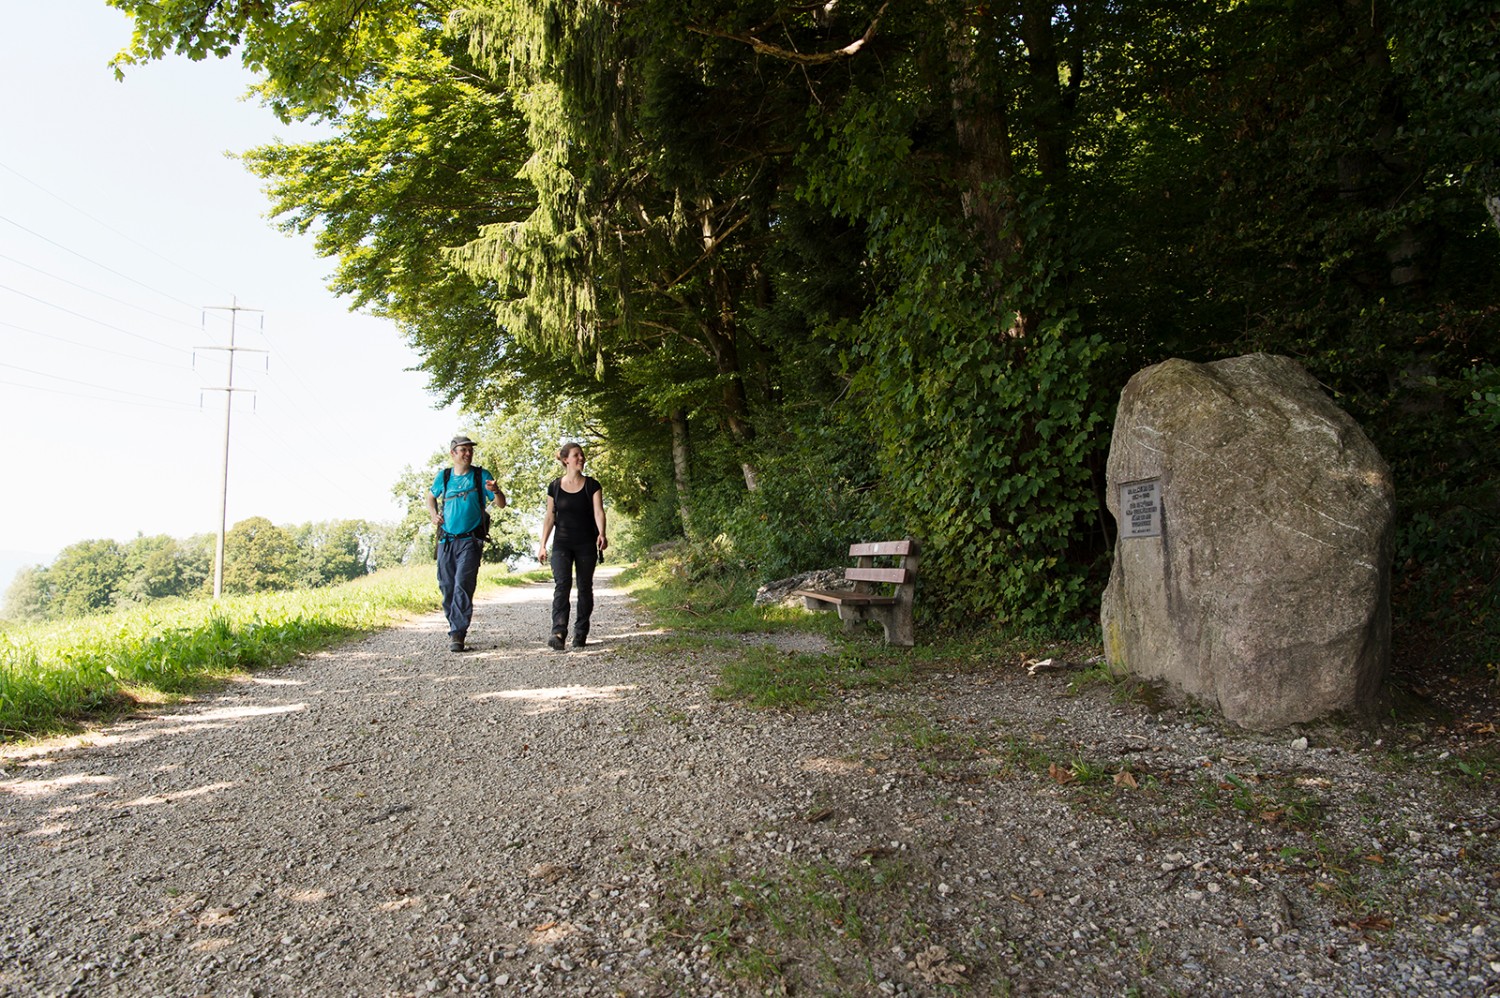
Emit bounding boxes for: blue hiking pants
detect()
[437,535,483,637]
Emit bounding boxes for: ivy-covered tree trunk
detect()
[944,4,1025,329]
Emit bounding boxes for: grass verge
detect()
[0,564,526,741]
[617,558,917,707]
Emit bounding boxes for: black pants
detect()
[549,541,598,639]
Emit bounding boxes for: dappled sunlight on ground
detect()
[157,704,305,724]
[115,782,235,809]
[0,772,114,797]
[1,702,308,770]
[800,756,866,775]
[529,920,580,947]
[473,684,637,717]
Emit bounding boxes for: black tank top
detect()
[548,476,601,545]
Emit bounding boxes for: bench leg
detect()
[834,605,863,634]
[835,605,914,648]
[882,609,914,648]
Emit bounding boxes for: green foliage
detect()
[239,27,544,412]
[796,86,1116,628]
[2,566,51,623]
[2,518,413,623]
[620,539,761,624]
[108,0,1500,651]
[713,645,912,710]
[46,539,128,619]
[107,0,444,118]
[120,533,211,603]
[1464,365,1500,433]
[713,420,881,580]
[222,516,299,594]
[291,520,367,588]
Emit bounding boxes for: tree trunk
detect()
[698,226,760,490]
[670,408,695,536]
[945,5,1016,255]
[1019,0,1071,189]
[1336,0,1429,290]
[944,3,1030,337]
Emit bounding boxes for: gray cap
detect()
[449,435,477,450]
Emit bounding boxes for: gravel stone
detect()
[2,567,1496,996]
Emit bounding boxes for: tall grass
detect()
[0,564,522,741]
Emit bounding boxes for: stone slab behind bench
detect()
[755,570,851,607]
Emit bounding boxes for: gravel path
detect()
[2,568,1496,997]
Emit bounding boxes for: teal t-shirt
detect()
[431,467,494,538]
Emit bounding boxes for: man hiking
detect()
[425,435,506,652]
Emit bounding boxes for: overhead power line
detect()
[0,319,187,369]
[0,250,206,333]
[0,212,208,312]
[0,377,201,412]
[0,360,199,408]
[0,158,236,298]
[0,282,186,353]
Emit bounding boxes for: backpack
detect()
[440,467,493,543]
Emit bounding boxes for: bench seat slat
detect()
[848,540,913,557]
[792,588,897,607]
[842,567,911,584]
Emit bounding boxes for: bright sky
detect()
[0,1,467,586]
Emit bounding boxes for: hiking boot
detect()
[547,632,566,651]
[571,635,587,649]
[449,635,465,653]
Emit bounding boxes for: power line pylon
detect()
[200,298,265,598]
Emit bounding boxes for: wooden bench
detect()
[792,539,920,647]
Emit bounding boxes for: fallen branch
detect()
[688,2,889,65]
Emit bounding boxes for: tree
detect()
[2,565,51,622]
[239,27,543,412]
[107,0,451,118]
[47,540,128,618]
[291,520,367,588]
[121,534,188,602]
[222,517,299,594]
[103,0,1500,640]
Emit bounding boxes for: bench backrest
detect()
[844,539,919,592]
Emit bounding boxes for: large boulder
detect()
[1100,353,1394,730]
